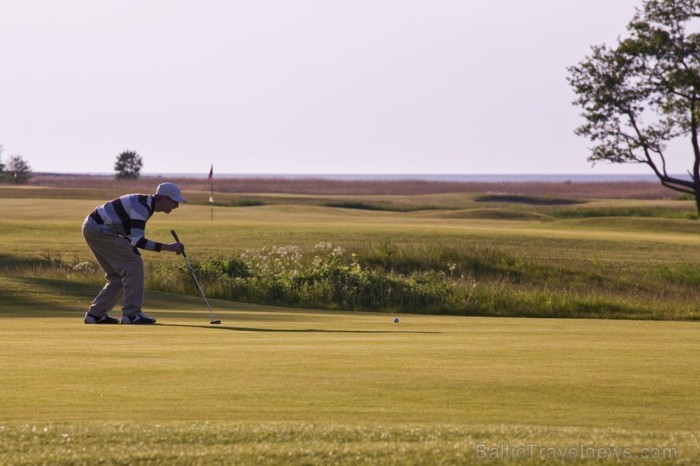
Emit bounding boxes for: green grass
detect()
[1,275,698,464]
[2,185,700,463]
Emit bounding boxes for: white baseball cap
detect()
[156,182,187,203]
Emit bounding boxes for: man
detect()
[82,182,186,324]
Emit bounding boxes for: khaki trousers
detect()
[82,222,144,317]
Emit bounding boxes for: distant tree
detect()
[567,0,700,212]
[5,155,32,185]
[0,145,5,175]
[114,150,143,180]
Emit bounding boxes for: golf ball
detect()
[394,317,399,323]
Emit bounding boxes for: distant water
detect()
[145,173,680,183]
[57,172,684,183]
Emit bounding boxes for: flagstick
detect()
[208,164,214,222]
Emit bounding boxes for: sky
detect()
[0,0,657,175]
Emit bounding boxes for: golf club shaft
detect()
[184,254,216,321]
[171,230,217,322]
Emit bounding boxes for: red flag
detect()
[208,165,213,181]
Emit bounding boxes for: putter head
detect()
[210,320,222,325]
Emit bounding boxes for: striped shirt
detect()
[86,194,162,252]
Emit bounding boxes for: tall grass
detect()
[150,242,467,313]
[2,239,698,320]
[27,174,679,198]
[142,240,700,320]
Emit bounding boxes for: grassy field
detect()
[1,278,698,464]
[1,180,699,464]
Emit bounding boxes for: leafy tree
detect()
[114,150,143,180]
[5,155,32,185]
[568,0,700,211]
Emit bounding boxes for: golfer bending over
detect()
[82,182,186,324]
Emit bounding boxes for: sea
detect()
[145,173,681,183]
[54,172,685,183]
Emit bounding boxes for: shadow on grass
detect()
[156,323,441,334]
[0,276,97,318]
[1,275,228,318]
[0,254,49,268]
[1,274,452,326]
[474,194,585,205]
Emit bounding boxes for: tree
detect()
[568,0,700,212]
[114,150,143,180]
[5,155,32,184]
[0,145,5,175]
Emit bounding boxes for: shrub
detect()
[150,242,466,312]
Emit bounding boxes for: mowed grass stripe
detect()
[0,422,695,465]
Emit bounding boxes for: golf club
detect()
[170,230,222,325]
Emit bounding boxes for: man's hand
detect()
[164,242,185,255]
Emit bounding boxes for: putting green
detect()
[2,299,698,427]
[1,292,699,463]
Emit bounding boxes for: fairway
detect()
[1,292,699,464]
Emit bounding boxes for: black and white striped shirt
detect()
[86,194,162,252]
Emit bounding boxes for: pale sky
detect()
[0,0,656,175]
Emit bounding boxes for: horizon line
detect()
[34,171,672,177]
